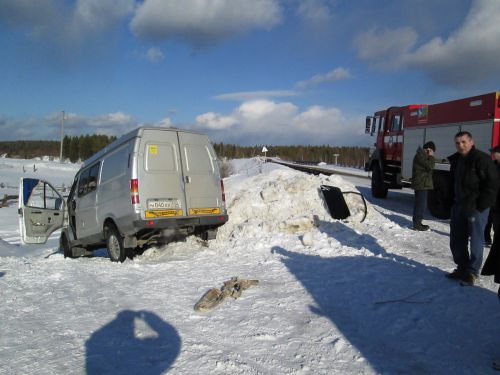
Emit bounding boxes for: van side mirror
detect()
[365,116,374,135]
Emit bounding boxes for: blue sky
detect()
[1,0,500,146]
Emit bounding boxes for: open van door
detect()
[18,178,66,244]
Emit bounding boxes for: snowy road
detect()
[1,157,499,374]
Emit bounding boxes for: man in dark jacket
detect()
[446,131,499,285]
[484,145,500,245]
[411,141,435,231]
[481,145,500,370]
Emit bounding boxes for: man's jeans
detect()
[450,204,490,275]
[412,190,428,226]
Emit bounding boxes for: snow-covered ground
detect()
[1,156,499,374]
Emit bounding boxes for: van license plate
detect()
[145,210,183,218]
[189,207,221,215]
[147,199,181,210]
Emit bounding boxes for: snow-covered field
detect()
[0,156,499,374]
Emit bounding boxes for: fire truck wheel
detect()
[371,164,388,198]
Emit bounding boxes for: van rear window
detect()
[184,145,213,173]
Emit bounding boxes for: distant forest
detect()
[213,143,369,168]
[0,137,369,168]
[0,135,117,162]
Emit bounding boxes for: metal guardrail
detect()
[267,158,370,180]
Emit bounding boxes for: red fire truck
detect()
[364,92,500,219]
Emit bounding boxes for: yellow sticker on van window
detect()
[145,209,183,218]
[189,208,221,215]
[149,145,158,155]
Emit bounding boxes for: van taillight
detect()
[130,179,140,204]
[220,180,226,204]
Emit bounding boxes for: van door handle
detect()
[185,176,191,183]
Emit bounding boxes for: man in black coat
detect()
[446,131,499,285]
[481,144,500,371]
[484,145,500,246]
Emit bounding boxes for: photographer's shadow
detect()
[85,310,181,375]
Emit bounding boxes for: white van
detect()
[18,127,228,262]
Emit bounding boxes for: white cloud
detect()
[0,0,134,47]
[0,0,58,28]
[236,100,297,125]
[130,0,283,45]
[213,90,297,102]
[0,112,137,141]
[403,0,500,84]
[0,105,363,145]
[0,115,44,140]
[292,105,345,134]
[196,112,238,130]
[73,0,134,31]
[146,47,164,63]
[1,0,282,54]
[295,67,353,90]
[353,0,500,85]
[353,27,418,69]
[195,99,361,145]
[88,112,134,126]
[65,112,137,137]
[296,0,334,25]
[156,117,173,128]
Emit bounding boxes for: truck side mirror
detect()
[365,116,374,135]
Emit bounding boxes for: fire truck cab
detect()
[365,92,500,219]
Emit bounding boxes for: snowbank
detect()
[219,167,372,243]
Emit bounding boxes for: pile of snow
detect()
[218,167,371,242]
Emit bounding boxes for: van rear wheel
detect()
[105,225,126,263]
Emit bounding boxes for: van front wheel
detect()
[61,234,74,258]
[105,225,126,263]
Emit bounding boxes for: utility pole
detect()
[59,110,65,163]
